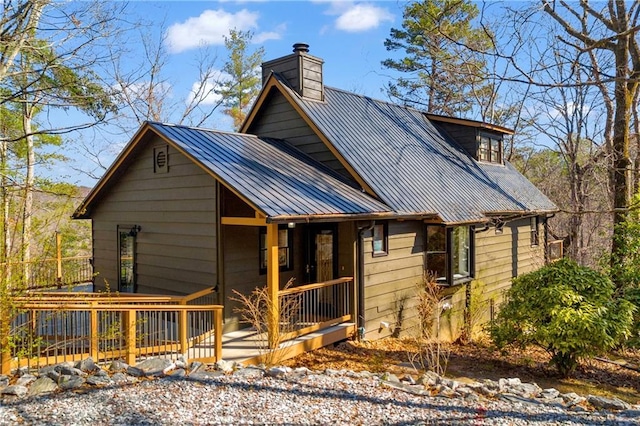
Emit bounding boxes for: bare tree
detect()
[538,1,640,279]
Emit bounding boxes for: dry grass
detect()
[282,337,640,404]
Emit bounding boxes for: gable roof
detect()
[74,122,399,222]
[244,74,557,224]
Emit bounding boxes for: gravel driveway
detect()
[1,370,638,425]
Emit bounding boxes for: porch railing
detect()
[278,277,355,341]
[1,288,222,375]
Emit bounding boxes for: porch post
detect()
[266,223,279,349]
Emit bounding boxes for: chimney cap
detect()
[292,42,309,53]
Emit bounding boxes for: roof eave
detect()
[426,113,515,135]
[267,211,439,223]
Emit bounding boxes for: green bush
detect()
[490,258,635,377]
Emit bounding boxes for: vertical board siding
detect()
[362,221,425,340]
[248,91,353,180]
[91,135,217,295]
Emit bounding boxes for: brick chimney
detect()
[261,43,324,101]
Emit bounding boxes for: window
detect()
[530,216,540,246]
[118,225,138,293]
[372,223,388,256]
[426,225,474,285]
[259,226,293,274]
[478,133,502,164]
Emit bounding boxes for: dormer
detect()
[426,114,514,165]
[261,43,324,101]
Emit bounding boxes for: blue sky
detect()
[145,0,402,100]
[59,1,418,186]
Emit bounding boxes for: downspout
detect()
[356,221,375,340]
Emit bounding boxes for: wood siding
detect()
[432,122,478,159]
[91,135,218,296]
[359,218,546,342]
[261,52,323,101]
[221,225,303,332]
[362,221,425,340]
[248,90,353,181]
[441,217,546,340]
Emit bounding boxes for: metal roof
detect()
[279,82,557,223]
[148,122,393,220]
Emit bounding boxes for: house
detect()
[73,43,557,343]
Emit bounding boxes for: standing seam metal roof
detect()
[276,82,557,223]
[148,122,392,220]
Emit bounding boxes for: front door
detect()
[306,225,338,283]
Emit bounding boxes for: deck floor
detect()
[219,323,356,364]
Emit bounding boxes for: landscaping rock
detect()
[109,360,129,373]
[16,374,37,387]
[75,357,99,373]
[562,392,587,407]
[266,366,291,378]
[540,388,560,400]
[0,375,8,390]
[28,377,58,396]
[1,385,28,397]
[215,359,235,373]
[233,367,265,379]
[189,361,204,374]
[587,395,630,411]
[86,375,113,386]
[134,358,173,377]
[59,375,86,390]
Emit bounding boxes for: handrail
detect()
[0,255,92,267]
[179,287,216,303]
[17,303,223,311]
[278,277,353,296]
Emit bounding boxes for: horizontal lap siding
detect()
[91,135,217,296]
[465,218,545,336]
[362,221,424,340]
[249,91,351,179]
[222,225,302,332]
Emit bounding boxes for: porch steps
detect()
[221,322,356,365]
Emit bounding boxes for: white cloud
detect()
[317,1,393,33]
[166,9,259,53]
[334,3,394,32]
[186,71,232,107]
[253,23,286,44]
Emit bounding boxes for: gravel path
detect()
[1,372,637,425]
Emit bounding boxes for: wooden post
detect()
[349,278,357,323]
[90,302,99,360]
[0,315,10,375]
[56,232,62,288]
[123,309,136,366]
[266,223,280,349]
[179,309,188,358]
[214,308,222,361]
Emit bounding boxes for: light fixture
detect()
[287,222,296,229]
[128,225,141,237]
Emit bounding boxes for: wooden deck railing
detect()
[278,277,355,341]
[1,288,222,375]
[2,255,93,290]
